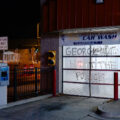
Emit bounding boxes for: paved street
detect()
[0,95,112,120]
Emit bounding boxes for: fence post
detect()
[35,67,38,95]
[13,66,17,101]
[53,66,56,96]
[114,72,118,100]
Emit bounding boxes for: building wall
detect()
[40,33,61,93]
[42,0,57,33]
[42,0,120,33]
[41,0,120,94]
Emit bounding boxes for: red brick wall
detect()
[42,0,120,33]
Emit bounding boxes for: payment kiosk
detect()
[0,63,9,106]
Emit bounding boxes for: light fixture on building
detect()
[96,0,104,4]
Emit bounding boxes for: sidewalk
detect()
[0,94,52,110]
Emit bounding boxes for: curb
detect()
[89,112,120,120]
[97,102,120,119]
[0,94,52,110]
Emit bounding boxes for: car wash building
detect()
[41,0,120,98]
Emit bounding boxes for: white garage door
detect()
[63,44,120,98]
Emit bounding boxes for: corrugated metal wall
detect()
[42,0,120,33]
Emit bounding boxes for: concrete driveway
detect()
[0,95,110,120]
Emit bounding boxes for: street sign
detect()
[0,37,8,50]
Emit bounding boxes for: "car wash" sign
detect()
[60,32,120,46]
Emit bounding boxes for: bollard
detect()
[114,72,118,100]
[53,66,56,96]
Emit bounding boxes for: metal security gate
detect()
[8,67,53,102]
[62,44,120,98]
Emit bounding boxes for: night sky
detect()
[0,0,40,38]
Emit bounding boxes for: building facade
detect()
[42,0,120,33]
[41,0,120,98]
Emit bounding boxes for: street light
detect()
[96,0,104,4]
